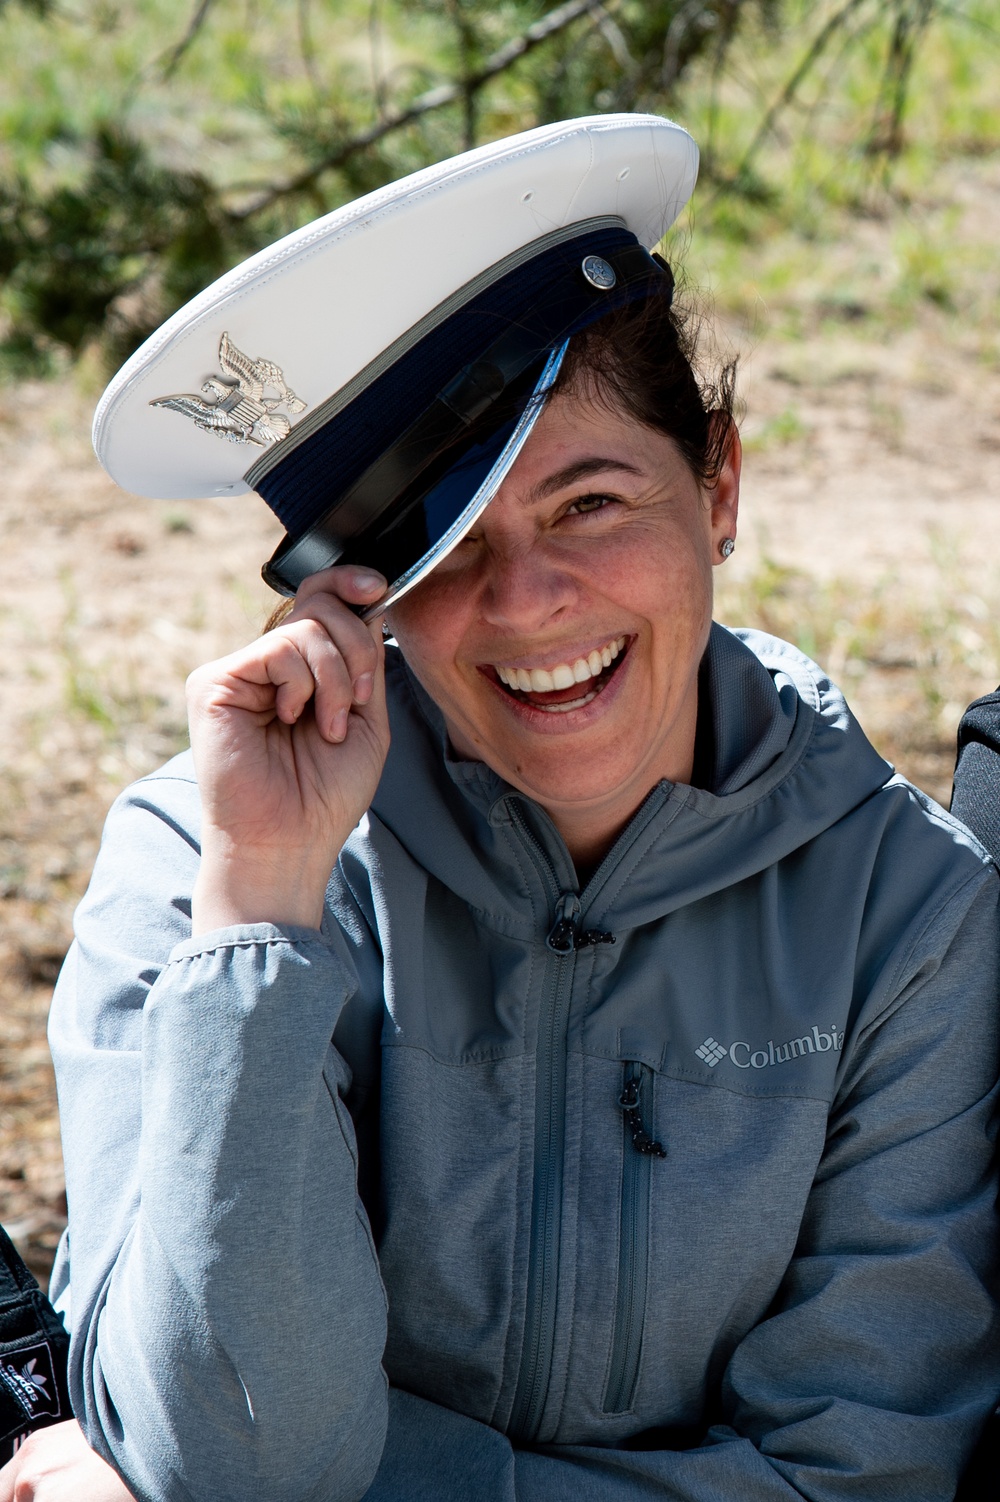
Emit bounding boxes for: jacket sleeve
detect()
[363,875,1000,1502]
[47,772,389,1502]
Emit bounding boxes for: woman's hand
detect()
[0,1422,135,1502]
[187,567,390,933]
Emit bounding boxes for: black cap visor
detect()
[262,347,565,612]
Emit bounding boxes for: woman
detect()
[5,116,999,1501]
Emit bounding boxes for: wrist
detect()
[192,831,342,935]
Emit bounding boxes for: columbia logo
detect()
[695,1037,727,1067]
[694,1024,844,1072]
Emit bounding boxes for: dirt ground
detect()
[3,154,1000,1285]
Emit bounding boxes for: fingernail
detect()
[351,568,386,593]
[353,672,374,705]
[331,709,349,742]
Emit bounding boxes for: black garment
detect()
[0,1223,71,1465]
[951,689,1000,1502]
[952,688,1000,861]
[956,1423,998,1502]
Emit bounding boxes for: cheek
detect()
[599,519,714,626]
[387,584,470,700]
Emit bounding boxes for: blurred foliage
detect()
[0,0,996,375]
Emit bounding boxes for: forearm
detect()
[361,1392,801,1501]
[62,926,388,1502]
[364,1386,993,1502]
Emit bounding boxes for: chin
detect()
[478,720,655,807]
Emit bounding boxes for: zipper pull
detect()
[619,1065,666,1158]
[546,893,581,954]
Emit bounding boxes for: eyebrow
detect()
[528,455,645,502]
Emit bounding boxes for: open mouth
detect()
[486,635,630,714]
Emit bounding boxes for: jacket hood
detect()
[367,624,894,934]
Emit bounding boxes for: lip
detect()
[477,635,635,731]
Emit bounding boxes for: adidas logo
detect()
[0,1342,60,1425]
[0,1358,48,1413]
[696,1025,844,1071]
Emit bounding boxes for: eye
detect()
[566,493,614,515]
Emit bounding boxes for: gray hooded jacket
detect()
[48,626,1000,1502]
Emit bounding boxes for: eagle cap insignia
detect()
[149,332,307,448]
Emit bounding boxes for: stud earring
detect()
[381,621,392,642]
[719,537,735,560]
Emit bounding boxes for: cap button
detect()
[581,254,617,290]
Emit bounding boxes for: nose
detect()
[476,526,579,636]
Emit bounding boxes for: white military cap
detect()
[93,113,698,613]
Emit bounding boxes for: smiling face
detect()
[386,379,741,868]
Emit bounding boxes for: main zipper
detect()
[507,807,577,1443]
[504,786,669,1440]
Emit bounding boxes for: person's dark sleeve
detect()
[48,773,389,1502]
[363,877,1000,1502]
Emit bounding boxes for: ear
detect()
[707,417,741,564]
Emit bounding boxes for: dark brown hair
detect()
[551,281,737,487]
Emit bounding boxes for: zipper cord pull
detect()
[546,893,581,954]
[619,1073,667,1158]
[575,928,616,949]
[546,895,616,953]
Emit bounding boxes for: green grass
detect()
[714,545,1000,802]
[743,408,810,451]
[663,2,1000,333]
[57,570,165,737]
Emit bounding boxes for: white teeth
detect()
[538,689,598,713]
[495,635,626,696]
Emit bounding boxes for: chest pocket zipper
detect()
[602,1061,664,1414]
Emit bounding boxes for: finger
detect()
[285,580,385,705]
[187,626,332,728]
[349,640,391,745]
[0,1443,22,1502]
[294,565,387,613]
[269,632,340,728]
[287,617,364,742]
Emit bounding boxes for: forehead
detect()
[498,385,689,501]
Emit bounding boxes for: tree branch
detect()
[230,0,612,221]
[368,0,388,121]
[159,0,217,82]
[298,0,323,94]
[866,0,936,158]
[713,0,872,192]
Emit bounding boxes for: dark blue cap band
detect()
[253,225,667,541]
